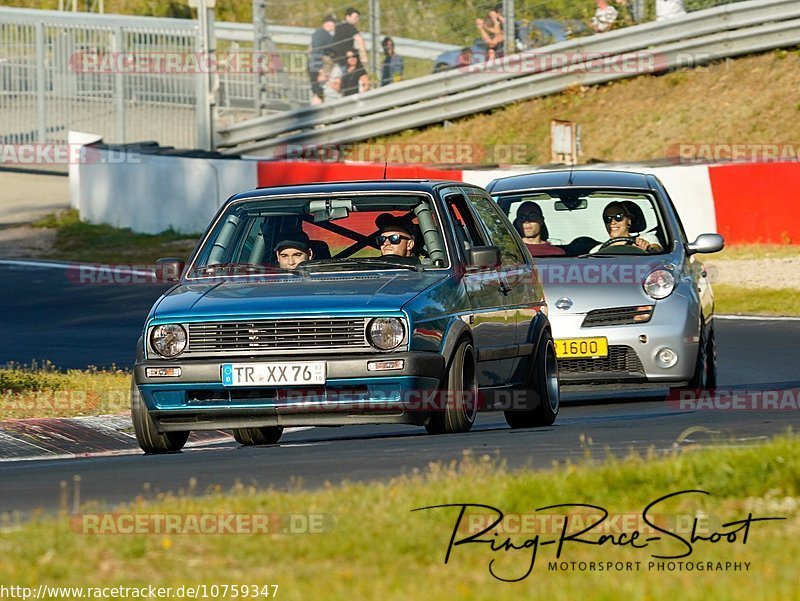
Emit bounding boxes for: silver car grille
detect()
[184,318,370,356]
[558,345,645,375]
[582,306,654,328]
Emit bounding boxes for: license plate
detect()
[221,362,326,387]
[555,337,608,359]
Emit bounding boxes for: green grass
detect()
[0,363,130,419]
[34,210,198,265]
[713,284,800,317]
[0,434,797,600]
[709,244,800,260]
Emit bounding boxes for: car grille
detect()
[558,345,645,375]
[582,305,654,327]
[183,318,370,356]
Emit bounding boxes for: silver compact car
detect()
[486,169,724,390]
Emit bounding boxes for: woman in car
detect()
[592,201,663,253]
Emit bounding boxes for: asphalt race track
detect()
[1,262,799,516]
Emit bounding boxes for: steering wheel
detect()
[598,236,638,251]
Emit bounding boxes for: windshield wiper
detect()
[304,258,423,272]
[192,263,301,276]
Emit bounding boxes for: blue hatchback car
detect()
[132,180,559,453]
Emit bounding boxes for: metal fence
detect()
[218,0,800,155]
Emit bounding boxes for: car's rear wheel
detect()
[131,379,189,453]
[689,321,717,389]
[232,427,283,446]
[504,331,559,428]
[425,340,478,434]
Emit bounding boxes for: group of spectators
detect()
[592,0,687,33]
[307,8,405,104]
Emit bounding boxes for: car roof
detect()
[486,169,655,194]
[227,179,474,203]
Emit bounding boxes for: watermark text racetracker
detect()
[668,387,800,410]
[0,144,140,166]
[269,142,530,165]
[71,513,331,535]
[667,143,800,164]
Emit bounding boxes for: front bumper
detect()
[550,293,700,385]
[134,352,445,432]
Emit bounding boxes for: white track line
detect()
[716,314,800,322]
[0,259,153,277]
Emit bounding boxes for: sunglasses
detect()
[603,213,628,224]
[520,214,542,223]
[347,54,357,59]
[377,234,411,245]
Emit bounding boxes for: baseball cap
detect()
[274,230,311,253]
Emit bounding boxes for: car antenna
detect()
[383,161,388,180]
[567,161,575,186]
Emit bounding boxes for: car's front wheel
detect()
[425,340,478,434]
[131,379,189,453]
[504,331,559,428]
[688,321,717,389]
[232,427,283,446]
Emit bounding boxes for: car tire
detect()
[425,340,478,434]
[232,427,283,446]
[689,321,717,389]
[131,379,189,454]
[504,331,559,428]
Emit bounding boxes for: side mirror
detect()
[155,258,185,283]
[468,246,501,268]
[687,233,724,255]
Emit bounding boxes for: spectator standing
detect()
[331,8,368,67]
[308,15,336,104]
[319,54,343,102]
[380,36,404,86]
[591,0,619,32]
[656,0,687,21]
[476,5,505,60]
[342,51,370,96]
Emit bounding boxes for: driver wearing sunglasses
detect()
[374,214,420,263]
[591,201,662,253]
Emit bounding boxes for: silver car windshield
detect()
[188,193,449,278]
[495,189,668,257]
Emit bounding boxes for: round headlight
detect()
[643,268,675,300]
[367,318,405,351]
[151,324,188,358]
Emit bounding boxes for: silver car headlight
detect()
[150,324,188,358]
[643,268,675,300]
[367,318,405,351]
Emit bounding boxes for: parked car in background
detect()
[486,169,724,391]
[132,180,558,453]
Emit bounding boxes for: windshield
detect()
[494,188,669,257]
[188,193,449,279]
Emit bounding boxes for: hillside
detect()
[367,50,800,165]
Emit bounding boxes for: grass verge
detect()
[34,210,198,265]
[0,434,797,600]
[713,284,800,317]
[0,363,130,420]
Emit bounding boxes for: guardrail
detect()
[216,22,458,61]
[217,0,800,155]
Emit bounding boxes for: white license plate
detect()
[221,362,326,387]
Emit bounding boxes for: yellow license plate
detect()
[555,337,608,359]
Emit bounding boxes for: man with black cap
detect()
[374,214,419,263]
[513,201,565,257]
[274,230,313,270]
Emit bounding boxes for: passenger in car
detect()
[513,201,566,257]
[274,230,314,269]
[592,201,663,253]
